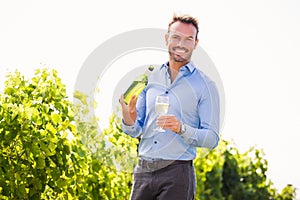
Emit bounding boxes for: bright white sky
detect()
[1,0,300,197]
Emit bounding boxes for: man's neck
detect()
[169,60,188,72]
[168,60,189,83]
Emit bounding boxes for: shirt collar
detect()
[160,61,196,73]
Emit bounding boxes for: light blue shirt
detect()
[122,62,220,161]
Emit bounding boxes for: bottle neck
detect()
[145,66,155,76]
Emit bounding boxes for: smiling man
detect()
[120,14,220,200]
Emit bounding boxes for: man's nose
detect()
[177,39,184,47]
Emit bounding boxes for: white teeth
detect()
[175,49,185,53]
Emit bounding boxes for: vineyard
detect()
[0,69,296,199]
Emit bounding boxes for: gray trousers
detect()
[130,159,195,200]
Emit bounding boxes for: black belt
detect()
[137,159,192,172]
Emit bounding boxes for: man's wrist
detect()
[122,119,134,126]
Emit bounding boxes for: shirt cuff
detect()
[179,124,195,144]
[179,124,219,149]
[122,119,136,132]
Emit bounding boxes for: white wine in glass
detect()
[154,95,169,132]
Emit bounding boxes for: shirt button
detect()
[154,141,157,144]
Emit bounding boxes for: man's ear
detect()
[194,39,199,49]
[165,33,169,45]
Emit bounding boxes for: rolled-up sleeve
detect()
[122,120,142,138]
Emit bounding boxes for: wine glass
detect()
[154,95,169,132]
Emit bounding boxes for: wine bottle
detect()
[123,65,155,104]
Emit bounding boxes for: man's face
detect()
[165,21,198,63]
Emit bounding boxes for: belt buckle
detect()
[146,160,155,170]
[140,159,155,171]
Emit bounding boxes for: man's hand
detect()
[156,115,181,133]
[119,94,137,126]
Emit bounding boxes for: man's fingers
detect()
[156,115,180,132]
[120,94,131,111]
[129,95,137,107]
[119,94,126,106]
[157,115,176,121]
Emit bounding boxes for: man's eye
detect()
[172,35,180,39]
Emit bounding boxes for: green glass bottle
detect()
[123,65,155,105]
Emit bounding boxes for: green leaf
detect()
[16,184,26,198]
[48,142,57,153]
[73,90,88,105]
[51,113,61,125]
[46,123,57,134]
[37,156,46,169]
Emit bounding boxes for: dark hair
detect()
[168,14,199,40]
